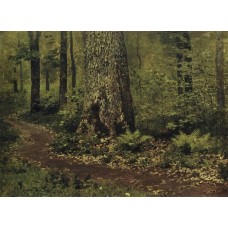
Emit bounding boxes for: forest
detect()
[0,31,228,196]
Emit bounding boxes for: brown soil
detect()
[9,119,228,197]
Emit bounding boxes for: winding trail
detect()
[9,119,228,196]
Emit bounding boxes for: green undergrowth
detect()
[160,130,220,169]
[219,162,228,181]
[117,129,152,152]
[51,130,168,170]
[171,130,216,154]
[0,117,150,196]
[0,118,19,142]
[18,110,228,183]
[50,127,228,185]
[0,142,149,197]
[19,111,61,130]
[0,157,149,197]
[20,106,81,135]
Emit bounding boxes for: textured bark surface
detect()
[77,32,135,136]
[28,31,41,113]
[59,31,68,108]
[70,31,77,94]
[176,32,192,94]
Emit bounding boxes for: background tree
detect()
[59,31,68,108]
[17,32,24,92]
[136,33,142,70]
[69,31,77,94]
[28,31,41,113]
[1,31,228,138]
[12,67,18,93]
[77,32,135,136]
[215,32,227,153]
[175,32,192,94]
[43,47,59,92]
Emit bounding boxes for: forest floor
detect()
[8,118,228,197]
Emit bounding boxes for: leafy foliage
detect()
[171,130,215,154]
[0,91,28,115]
[117,129,152,152]
[1,31,228,196]
[51,133,77,154]
[58,109,81,133]
[0,119,18,142]
[8,45,31,63]
[40,96,59,115]
[219,163,228,181]
[43,48,60,69]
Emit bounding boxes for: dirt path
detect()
[9,119,228,196]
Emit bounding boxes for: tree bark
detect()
[176,32,192,94]
[17,32,24,92]
[45,69,50,92]
[28,31,41,112]
[136,33,142,70]
[59,31,68,108]
[69,31,76,94]
[216,31,226,138]
[13,79,18,93]
[19,61,23,92]
[77,32,135,137]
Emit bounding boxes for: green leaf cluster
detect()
[117,129,151,152]
[172,129,215,154]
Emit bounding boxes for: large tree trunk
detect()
[28,31,41,113]
[59,31,68,108]
[77,32,135,137]
[69,31,76,94]
[176,32,192,94]
[216,32,226,138]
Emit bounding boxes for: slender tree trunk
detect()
[176,32,192,94]
[216,31,226,139]
[18,32,23,92]
[136,33,142,70]
[77,32,135,137]
[69,31,76,94]
[13,80,18,93]
[28,31,41,112]
[45,69,50,92]
[59,31,68,108]
[19,61,23,92]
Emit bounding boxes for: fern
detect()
[172,129,214,154]
[117,130,151,152]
